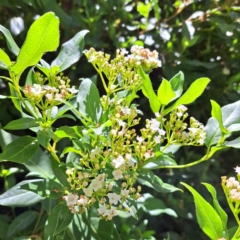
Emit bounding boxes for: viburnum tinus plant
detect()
[1,12,240,240]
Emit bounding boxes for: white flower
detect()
[98,205,108,215]
[108,193,121,205]
[90,179,102,192]
[144,152,151,159]
[108,207,117,219]
[120,48,128,55]
[45,93,53,100]
[235,166,240,174]
[127,158,135,167]
[121,107,131,115]
[112,155,125,168]
[111,129,118,136]
[154,136,161,143]
[77,195,88,206]
[136,136,144,143]
[117,120,127,128]
[158,129,166,136]
[68,86,78,94]
[149,119,160,132]
[121,189,129,197]
[96,174,105,183]
[125,153,132,160]
[31,84,43,95]
[112,169,123,180]
[90,147,101,159]
[65,193,78,206]
[83,187,93,197]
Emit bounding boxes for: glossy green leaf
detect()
[169,71,184,100]
[25,67,37,85]
[202,183,228,238]
[7,211,38,238]
[0,128,18,149]
[54,126,80,140]
[165,78,210,114]
[0,48,11,69]
[10,12,60,75]
[51,30,89,72]
[3,118,38,130]
[37,130,52,148]
[143,154,176,170]
[210,100,227,133]
[41,198,58,214]
[139,193,177,217]
[0,180,45,207]
[224,137,240,149]
[205,100,240,147]
[157,79,176,105]
[138,66,161,113]
[24,148,54,178]
[44,202,73,237]
[21,179,64,198]
[0,25,20,56]
[0,136,39,163]
[77,78,103,123]
[181,182,224,240]
[138,171,181,193]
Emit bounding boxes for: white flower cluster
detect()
[222,176,240,201]
[23,73,78,108]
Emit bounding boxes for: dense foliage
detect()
[0,1,240,239]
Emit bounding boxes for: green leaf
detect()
[169,71,184,100]
[10,12,60,75]
[37,130,52,148]
[0,25,20,56]
[157,79,176,105]
[0,48,11,69]
[0,180,45,207]
[139,193,177,217]
[181,182,224,240]
[0,219,9,240]
[25,67,37,85]
[21,179,64,198]
[44,202,73,237]
[224,137,240,149]
[205,100,240,147]
[165,78,210,114]
[202,183,228,238]
[138,171,181,193]
[54,126,80,140]
[0,128,18,149]
[24,148,54,179]
[7,211,38,238]
[3,118,38,130]
[9,83,22,112]
[77,78,103,123]
[210,100,227,133]
[51,30,89,72]
[0,136,39,163]
[143,154,177,170]
[138,66,161,113]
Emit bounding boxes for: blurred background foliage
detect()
[0,0,240,239]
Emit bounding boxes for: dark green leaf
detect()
[7,211,38,238]
[37,130,52,148]
[24,148,54,178]
[77,78,103,123]
[0,136,39,163]
[138,171,181,193]
[44,202,73,237]
[4,118,38,130]
[51,30,89,72]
